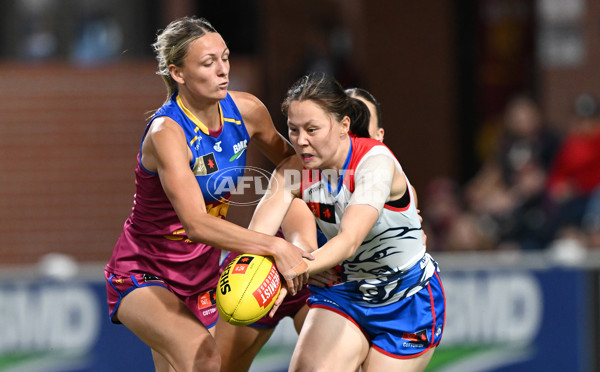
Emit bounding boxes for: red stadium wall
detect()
[0,62,165,264]
[0,58,271,266]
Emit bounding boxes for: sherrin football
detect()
[216,254,281,326]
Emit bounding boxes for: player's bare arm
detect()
[144,117,311,290]
[230,90,295,164]
[249,155,313,293]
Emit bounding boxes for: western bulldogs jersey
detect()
[106,92,250,295]
[302,136,438,306]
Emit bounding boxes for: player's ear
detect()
[169,64,184,84]
[340,116,350,136]
[378,128,385,142]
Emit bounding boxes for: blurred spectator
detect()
[546,93,600,247]
[463,94,561,250]
[422,177,495,251]
[71,12,123,65]
[18,0,59,60]
[297,9,361,89]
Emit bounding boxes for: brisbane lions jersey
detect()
[107,92,250,295]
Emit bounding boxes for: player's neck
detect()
[177,93,222,131]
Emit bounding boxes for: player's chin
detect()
[215,89,228,100]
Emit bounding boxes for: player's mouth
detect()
[300,153,315,162]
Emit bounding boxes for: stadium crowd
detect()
[421,92,600,253]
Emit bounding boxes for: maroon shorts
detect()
[105,269,218,329]
[220,250,310,328]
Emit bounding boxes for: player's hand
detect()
[269,285,288,318]
[273,241,314,296]
[308,267,340,287]
[280,261,309,296]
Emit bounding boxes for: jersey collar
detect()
[176,94,223,135]
[321,137,353,196]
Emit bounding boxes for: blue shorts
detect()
[307,271,445,358]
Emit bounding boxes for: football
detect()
[216,254,281,326]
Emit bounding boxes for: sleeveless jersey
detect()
[302,136,437,306]
[106,92,250,295]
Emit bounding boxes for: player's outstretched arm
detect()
[249,155,314,294]
[281,198,319,253]
[308,204,379,275]
[145,117,311,293]
[307,154,398,275]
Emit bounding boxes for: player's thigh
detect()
[116,285,217,369]
[362,346,436,372]
[292,304,310,333]
[289,308,369,372]
[215,316,275,372]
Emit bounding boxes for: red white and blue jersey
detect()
[106,92,250,296]
[302,136,437,306]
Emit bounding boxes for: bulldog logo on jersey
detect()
[193,153,219,175]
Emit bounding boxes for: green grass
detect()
[0,351,49,368]
[426,345,495,371]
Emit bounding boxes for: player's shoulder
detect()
[148,115,181,135]
[351,136,394,160]
[228,90,270,128]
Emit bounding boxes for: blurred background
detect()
[0,0,599,371]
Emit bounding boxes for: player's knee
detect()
[190,334,221,372]
[168,333,220,372]
[192,352,220,372]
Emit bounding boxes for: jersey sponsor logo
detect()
[143,274,164,283]
[198,289,217,309]
[229,139,248,161]
[202,307,217,316]
[315,297,341,308]
[191,134,202,151]
[307,183,323,195]
[213,141,222,152]
[233,255,254,274]
[252,264,280,308]
[193,153,219,175]
[402,329,429,343]
[220,262,233,295]
[307,201,336,223]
